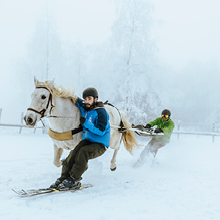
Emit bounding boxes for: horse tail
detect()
[120,112,139,154]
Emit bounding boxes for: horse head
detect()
[24,76,55,127]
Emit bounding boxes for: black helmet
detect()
[83,87,98,99]
[162,109,171,117]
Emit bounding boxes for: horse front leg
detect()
[110,148,119,171]
[53,144,63,167]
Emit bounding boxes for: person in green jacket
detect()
[134,109,175,167]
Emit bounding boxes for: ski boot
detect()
[58,176,81,190]
[50,177,65,189]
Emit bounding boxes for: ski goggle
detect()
[162,114,169,118]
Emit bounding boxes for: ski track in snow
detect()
[0,131,220,220]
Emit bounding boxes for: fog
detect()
[153,0,220,69]
[0,0,219,131]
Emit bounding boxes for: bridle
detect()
[26,86,79,128]
[27,86,54,119]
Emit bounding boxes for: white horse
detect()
[24,77,139,171]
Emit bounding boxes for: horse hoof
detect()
[53,161,62,167]
[110,167,116,171]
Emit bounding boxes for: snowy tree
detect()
[9,3,66,114]
[76,0,161,124]
[62,42,89,93]
[108,0,160,123]
[25,5,65,81]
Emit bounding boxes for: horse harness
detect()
[27,86,83,140]
[27,89,125,141]
[104,100,125,133]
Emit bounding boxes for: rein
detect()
[27,86,55,121]
[46,115,79,119]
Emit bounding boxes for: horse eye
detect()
[41,95,46,99]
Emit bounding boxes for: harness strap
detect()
[71,126,83,135]
[104,100,124,133]
[48,126,83,141]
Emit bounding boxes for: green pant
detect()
[61,140,106,180]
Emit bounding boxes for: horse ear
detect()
[34,76,39,86]
[47,78,55,89]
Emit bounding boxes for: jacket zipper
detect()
[84,112,88,139]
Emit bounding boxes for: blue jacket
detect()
[76,97,110,148]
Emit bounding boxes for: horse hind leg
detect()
[110,148,119,171]
[53,144,63,167]
[110,133,122,171]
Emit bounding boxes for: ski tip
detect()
[12,189,17,193]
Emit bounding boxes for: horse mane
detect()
[36,80,77,104]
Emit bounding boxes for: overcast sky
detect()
[0,0,219,71]
[0,0,115,64]
[153,0,220,70]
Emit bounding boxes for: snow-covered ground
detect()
[0,130,220,220]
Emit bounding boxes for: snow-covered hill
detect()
[0,132,219,220]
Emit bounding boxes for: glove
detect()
[154,128,163,133]
[80,117,86,125]
[144,124,151,128]
[144,124,151,131]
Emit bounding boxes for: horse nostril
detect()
[27,117,33,124]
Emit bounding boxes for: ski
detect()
[12,183,93,197]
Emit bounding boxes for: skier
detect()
[50,87,110,189]
[133,109,175,167]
